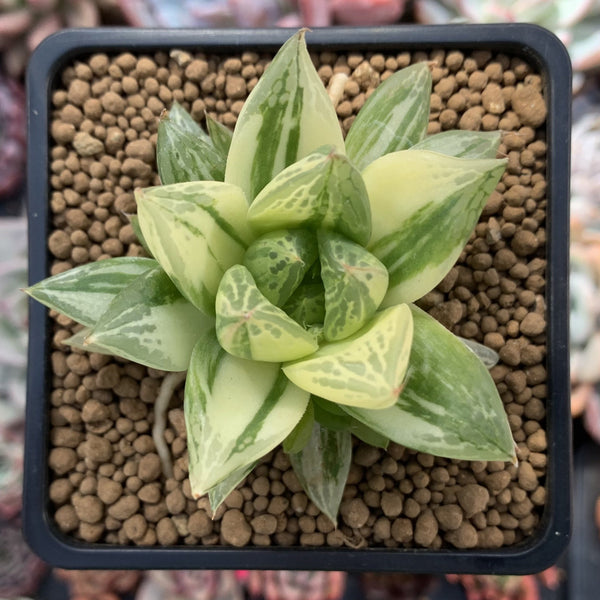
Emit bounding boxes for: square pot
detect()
[25,24,571,573]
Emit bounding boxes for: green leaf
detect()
[185,330,310,495]
[243,229,318,306]
[206,113,233,159]
[283,283,325,327]
[128,214,152,256]
[364,150,506,305]
[247,148,371,246]
[345,62,432,171]
[215,265,318,362]
[157,102,225,184]
[289,421,352,525]
[208,461,257,516]
[283,400,315,454]
[411,130,501,159]
[61,327,114,356]
[135,181,254,316]
[24,257,157,327]
[283,304,414,409]
[86,266,211,371]
[225,30,345,202]
[343,305,516,462]
[318,230,388,342]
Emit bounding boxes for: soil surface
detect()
[46,46,548,549]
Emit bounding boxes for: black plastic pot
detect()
[25,24,571,573]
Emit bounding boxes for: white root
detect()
[327,72,348,108]
[153,371,186,479]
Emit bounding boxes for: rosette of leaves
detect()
[27,31,515,525]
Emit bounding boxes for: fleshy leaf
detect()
[345,62,432,171]
[215,265,318,362]
[86,267,211,371]
[411,130,501,159]
[319,230,388,342]
[283,304,413,409]
[459,336,499,368]
[247,148,371,246]
[243,229,318,306]
[157,102,225,184]
[225,30,345,202]
[289,421,352,525]
[185,330,310,495]
[364,150,506,306]
[283,400,315,454]
[283,283,325,327]
[61,327,114,356]
[206,113,233,159]
[127,214,153,256]
[135,181,253,316]
[23,257,157,327]
[343,305,516,462]
[208,461,257,516]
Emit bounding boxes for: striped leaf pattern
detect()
[225,30,345,202]
[318,230,388,342]
[128,214,152,256]
[206,113,233,159]
[247,148,371,246]
[411,130,502,159]
[283,304,414,409]
[185,330,310,495]
[24,257,157,327]
[61,327,113,356]
[215,265,318,362]
[345,62,432,171]
[283,400,315,454]
[86,267,212,371]
[157,102,225,184]
[363,150,507,306]
[282,283,326,327]
[135,181,254,316]
[343,305,516,462]
[289,421,352,525]
[208,461,257,516]
[243,229,318,306]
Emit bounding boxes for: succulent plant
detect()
[26,31,515,523]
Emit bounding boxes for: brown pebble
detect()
[445,521,479,549]
[391,518,413,543]
[84,434,113,462]
[340,498,370,528]
[414,509,438,547]
[49,447,78,475]
[188,510,213,538]
[108,495,140,520]
[124,513,148,541]
[156,517,179,545]
[221,509,252,547]
[434,504,463,531]
[456,484,490,518]
[511,85,546,128]
[55,504,79,532]
[97,477,122,505]
[527,429,547,452]
[73,131,104,157]
[381,491,403,518]
[251,514,278,535]
[73,494,104,524]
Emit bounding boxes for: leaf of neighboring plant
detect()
[86,267,212,371]
[247,148,371,246]
[215,265,318,362]
[289,422,352,525]
[283,400,315,454]
[411,130,501,159]
[345,62,431,171]
[312,397,389,448]
[206,113,233,158]
[283,304,413,409]
[23,257,157,327]
[185,330,310,496]
[243,229,318,306]
[225,30,345,202]
[127,214,152,256]
[157,103,225,184]
[208,461,257,517]
[135,181,254,316]
[343,305,516,462]
[61,327,114,355]
[364,150,506,306]
[318,230,388,342]
[283,283,325,327]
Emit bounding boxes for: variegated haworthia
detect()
[27,30,518,525]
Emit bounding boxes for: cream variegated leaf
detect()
[86,267,212,371]
[343,305,516,462]
[283,304,413,409]
[23,257,157,327]
[411,130,501,159]
[345,62,432,171]
[247,148,371,246]
[225,30,345,202]
[215,265,318,362]
[206,113,233,159]
[208,461,257,516]
[135,181,254,316]
[363,150,506,306]
[185,330,310,496]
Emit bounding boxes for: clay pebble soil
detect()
[46,46,548,549]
